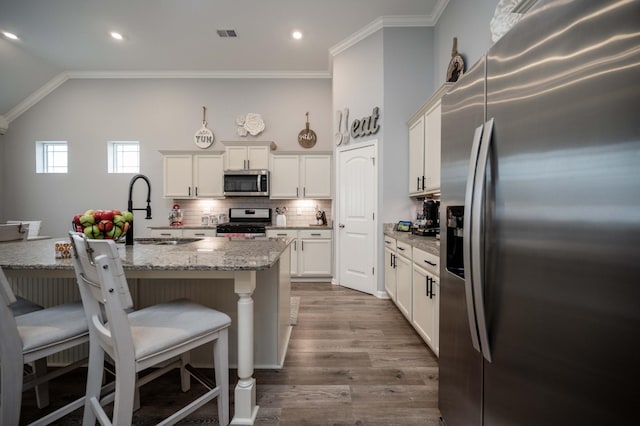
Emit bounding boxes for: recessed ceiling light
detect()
[110,32,124,41]
[2,31,19,41]
[292,30,303,40]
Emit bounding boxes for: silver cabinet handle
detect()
[463,123,484,355]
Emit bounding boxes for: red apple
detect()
[93,210,104,221]
[101,210,114,221]
[98,219,114,232]
[111,209,121,216]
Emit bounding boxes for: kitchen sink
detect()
[134,237,203,245]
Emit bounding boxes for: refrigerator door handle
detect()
[463,124,484,354]
[471,117,495,363]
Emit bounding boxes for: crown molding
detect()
[5,73,69,123]
[65,70,331,79]
[329,2,450,58]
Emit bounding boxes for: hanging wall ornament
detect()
[194,106,215,149]
[298,112,317,148]
[446,37,465,83]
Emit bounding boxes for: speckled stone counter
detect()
[0,235,292,425]
[383,224,440,257]
[0,236,292,272]
[148,225,333,231]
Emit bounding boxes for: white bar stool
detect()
[69,233,231,426]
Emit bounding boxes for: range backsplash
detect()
[171,198,332,227]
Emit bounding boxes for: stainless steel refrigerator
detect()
[439,1,640,425]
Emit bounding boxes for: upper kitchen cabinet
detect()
[270,153,332,199]
[223,142,271,170]
[162,152,224,198]
[408,83,453,196]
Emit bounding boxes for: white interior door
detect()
[337,142,377,295]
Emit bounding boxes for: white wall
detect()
[0,77,331,237]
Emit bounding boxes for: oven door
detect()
[223,170,269,196]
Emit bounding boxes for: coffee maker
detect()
[424,200,440,231]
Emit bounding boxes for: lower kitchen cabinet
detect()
[266,229,332,280]
[412,247,440,356]
[384,237,397,301]
[149,228,217,238]
[395,240,412,321]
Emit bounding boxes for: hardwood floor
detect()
[19,282,441,425]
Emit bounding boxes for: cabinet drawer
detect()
[396,240,412,258]
[298,229,332,239]
[266,229,298,238]
[384,236,396,250]
[182,229,217,238]
[149,229,183,238]
[413,247,439,276]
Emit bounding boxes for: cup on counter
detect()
[54,241,71,259]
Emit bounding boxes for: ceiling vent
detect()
[216,29,238,38]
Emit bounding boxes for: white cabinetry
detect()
[162,153,224,198]
[412,247,440,356]
[395,240,413,321]
[149,228,217,238]
[408,83,452,196]
[270,154,332,199]
[384,237,397,300]
[224,143,270,170]
[266,229,332,279]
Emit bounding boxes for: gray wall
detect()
[0,78,331,237]
[434,0,498,86]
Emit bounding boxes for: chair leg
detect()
[112,358,136,425]
[180,352,191,392]
[33,358,50,409]
[214,329,230,426]
[1,355,24,426]
[83,337,105,426]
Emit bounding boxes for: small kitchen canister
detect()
[55,241,72,259]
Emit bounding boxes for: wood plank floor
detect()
[19,282,441,425]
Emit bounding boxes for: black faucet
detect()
[126,174,152,245]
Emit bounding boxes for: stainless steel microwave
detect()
[223,169,270,197]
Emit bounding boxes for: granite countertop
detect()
[383,225,440,257]
[148,225,333,230]
[0,236,292,272]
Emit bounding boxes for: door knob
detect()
[339,224,345,228]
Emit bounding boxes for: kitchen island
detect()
[0,236,292,425]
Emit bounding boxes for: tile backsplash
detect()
[170,198,332,227]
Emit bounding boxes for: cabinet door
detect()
[412,264,436,351]
[432,279,440,357]
[226,146,249,170]
[150,229,183,238]
[270,155,300,199]
[193,155,224,197]
[409,116,425,194]
[266,229,299,275]
[182,229,217,238]
[384,247,397,301]
[299,238,332,276]
[247,146,270,170]
[163,155,193,197]
[423,100,442,193]
[301,155,332,198]
[395,252,412,320]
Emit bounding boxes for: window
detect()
[108,141,139,173]
[36,141,68,173]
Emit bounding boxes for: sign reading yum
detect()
[351,107,381,138]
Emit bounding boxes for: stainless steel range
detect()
[216,208,271,237]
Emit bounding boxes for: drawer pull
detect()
[194,233,205,236]
[310,233,321,236]
[424,260,437,266]
[160,233,172,236]
[397,247,405,251]
[277,233,288,236]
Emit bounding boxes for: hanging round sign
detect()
[298,112,317,148]
[194,106,215,149]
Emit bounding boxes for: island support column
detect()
[231,270,259,425]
